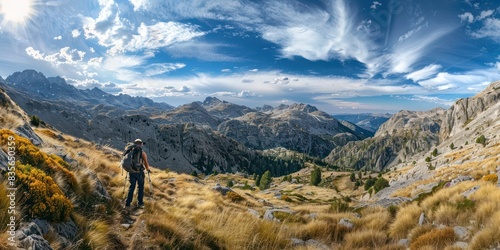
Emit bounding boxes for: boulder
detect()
[212,183,233,195]
[338,218,354,229]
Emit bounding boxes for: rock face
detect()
[440,81,500,141]
[326,108,446,171]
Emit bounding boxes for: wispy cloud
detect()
[406,64,442,82]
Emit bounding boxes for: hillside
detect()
[1,81,500,249]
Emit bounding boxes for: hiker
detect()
[125,138,151,209]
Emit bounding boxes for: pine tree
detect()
[259,171,272,190]
[255,174,261,188]
[310,167,321,186]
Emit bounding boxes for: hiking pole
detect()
[147,170,154,197]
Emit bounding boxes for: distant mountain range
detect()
[333,113,391,132]
[0,69,370,174]
[4,69,498,175]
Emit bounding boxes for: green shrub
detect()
[476,135,486,147]
[432,148,438,157]
[30,115,40,127]
[373,178,389,193]
[364,178,376,191]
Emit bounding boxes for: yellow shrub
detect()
[0,129,77,190]
[16,164,73,222]
[410,227,456,250]
[481,174,498,184]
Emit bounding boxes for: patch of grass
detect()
[273,211,306,223]
[410,227,456,249]
[389,203,423,239]
[329,198,351,213]
[344,229,388,249]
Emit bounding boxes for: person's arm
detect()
[142,151,151,172]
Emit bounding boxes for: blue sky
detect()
[0,0,499,114]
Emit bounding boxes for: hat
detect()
[134,139,145,145]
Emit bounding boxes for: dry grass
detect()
[388,203,423,239]
[0,108,23,129]
[468,211,500,250]
[410,227,456,250]
[343,229,388,249]
[354,206,392,231]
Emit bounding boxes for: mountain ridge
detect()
[1,69,370,172]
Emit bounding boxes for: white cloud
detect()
[143,63,186,76]
[26,46,86,66]
[470,17,500,42]
[405,64,442,82]
[458,12,474,23]
[259,0,374,69]
[370,1,381,10]
[54,36,62,40]
[82,0,204,55]
[476,10,494,21]
[385,28,453,75]
[249,69,258,72]
[65,77,122,93]
[72,29,81,38]
[127,22,205,53]
[419,68,500,92]
[167,41,241,62]
[221,69,231,72]
[271,76,290,85]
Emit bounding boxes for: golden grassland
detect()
[1,121,500,249]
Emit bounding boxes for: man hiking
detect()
[124,138,151,210]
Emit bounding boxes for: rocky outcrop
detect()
[440,81,500,141]
[326,108,445,171]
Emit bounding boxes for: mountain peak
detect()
[202,96,223,106]
[289,103,318,113]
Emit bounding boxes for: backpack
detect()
[120,143,143,173]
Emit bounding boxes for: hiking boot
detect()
[137,204,145,209]
[124,205,133,212]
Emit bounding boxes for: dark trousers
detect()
[126,172,145,206]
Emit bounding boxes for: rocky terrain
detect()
[325,108,446,171]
